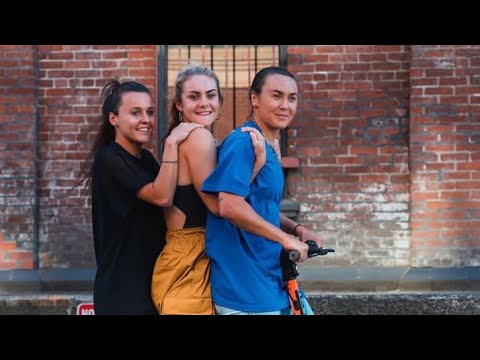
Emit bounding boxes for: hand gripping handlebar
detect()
[288,240,335,261]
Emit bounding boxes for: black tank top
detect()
[172,184,207,228]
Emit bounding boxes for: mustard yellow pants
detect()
[151,227,215,315]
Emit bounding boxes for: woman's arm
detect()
[184,127,220,215]
[281,212,324,248]
[184,127,266,215]
[241,127,266,183]
[218,192,309,262]
[137,122,202,207]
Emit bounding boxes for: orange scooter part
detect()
[281,240,335,315]
[285,279,303,315]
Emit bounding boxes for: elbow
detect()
[154,196,173,208]
[218,200,235,221]
[138,183,174,208]
[207,202,220,217]
[209,207,220,217]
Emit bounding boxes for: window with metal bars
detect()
[157,45,287,150]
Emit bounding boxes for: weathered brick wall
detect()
[2,45,479,270]
[287,45,411,266]
[36,45,157,268]
[0,45,37,270]
[410,45,480,266]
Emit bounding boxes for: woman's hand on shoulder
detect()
[167,122,203,145]
[242,126,266,183]
[241,127,266,168]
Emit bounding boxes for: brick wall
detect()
[287,45,411,266]
[1,45,479,270]
[0,45,37,269]
[35,45,157,268]
[410,45,480,266]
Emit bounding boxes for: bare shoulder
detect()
[192,126,214,139]
[179,127,215,153]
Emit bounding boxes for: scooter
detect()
[280,240,334,315]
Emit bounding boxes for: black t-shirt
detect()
[92,142,165,315]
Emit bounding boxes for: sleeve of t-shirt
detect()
[201,132,254,198]
[99,149,155,219]
[143,149,160,175]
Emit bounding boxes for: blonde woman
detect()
[151,65,265,314]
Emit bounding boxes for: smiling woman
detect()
[201,66,325,315]
[108,92,156,157]
[77,79,201,315]
[150,65,267,315]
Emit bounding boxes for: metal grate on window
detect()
[159,45,281,144]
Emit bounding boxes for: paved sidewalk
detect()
[1,267,480,314]
[297,266,480,292]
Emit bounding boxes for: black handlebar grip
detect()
[289,250,300,261]
[288,240,335,261]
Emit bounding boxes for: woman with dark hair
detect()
[81,79,201,315]
[202,66,324,315]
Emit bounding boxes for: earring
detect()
[179,112,183,122]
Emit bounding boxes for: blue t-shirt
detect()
[201,120,289,312]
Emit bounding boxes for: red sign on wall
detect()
[77,303,95,315]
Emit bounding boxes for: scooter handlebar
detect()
[288,240,335,261]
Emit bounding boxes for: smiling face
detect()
[175,74,221,128]
[109,91,155,156]
[251,73,298,139]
